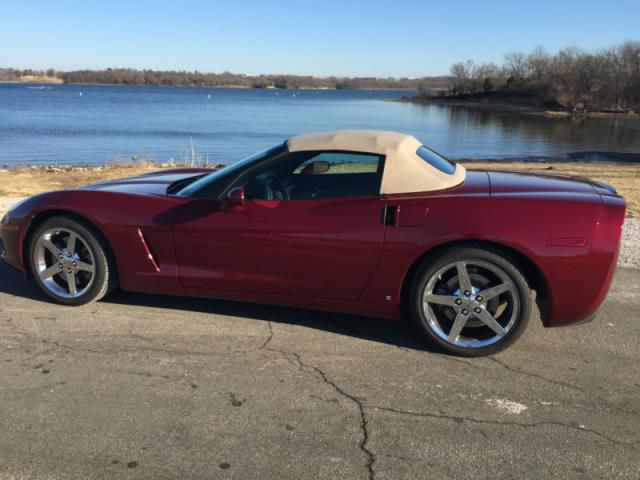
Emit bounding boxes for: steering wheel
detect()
[263,175,287,200]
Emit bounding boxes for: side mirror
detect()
[312,160,330,174]
[226,186,245,208]
[301,160,330,174]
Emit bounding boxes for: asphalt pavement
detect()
[0,261,639,479]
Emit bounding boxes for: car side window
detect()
[293,152,380,175]
[286,151,384,200]
[242,151,384,201]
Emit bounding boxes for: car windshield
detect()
[176,143,285,197]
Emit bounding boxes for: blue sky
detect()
[1,0,638,77]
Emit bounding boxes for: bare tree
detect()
[442,41,640,112]
[503,52,529,87]
[450,60,474,94]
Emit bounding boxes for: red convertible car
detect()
[0,130,625,356]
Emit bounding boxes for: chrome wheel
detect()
[422,260,520,349]
[33,228,96,299]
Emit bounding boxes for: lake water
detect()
[1,83,639,166]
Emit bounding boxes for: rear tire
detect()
[410,247,532,357]
[29,216,117,306]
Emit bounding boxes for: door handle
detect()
[382,204,429,227]
[381,205,399,226]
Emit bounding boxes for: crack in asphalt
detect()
[371,405,640,447]
[486,356,639,417]
[322,315,413,353]
[320,313,481,371]
[5,306,638,475]
[259,319,274,350]
[288,351,376,480]
[486,356,586,393]
[6,330,275,359]
[128,333,153,343]
[263,317,376,480]
[23,347,55,362]
[322,316,478,370]
[2,306,278,360]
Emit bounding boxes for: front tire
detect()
[410,247,532,357]
[29,216,116,306]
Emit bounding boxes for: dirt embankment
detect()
[0,164,182,197]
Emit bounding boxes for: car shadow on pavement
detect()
[0,263,51,301]
[0,262,437,353]
[113,291,438,353]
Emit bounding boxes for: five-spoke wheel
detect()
[30,216,116,305]
[33,227,96,298]
[411,247,531,356]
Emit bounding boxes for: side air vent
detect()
[137,228,161,272]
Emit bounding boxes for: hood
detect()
[487,171,614,196]
[83,168,212,196]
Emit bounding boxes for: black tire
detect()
[29,215,117,306]
[410,247,532,357]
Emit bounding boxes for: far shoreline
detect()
[392,96,640,118]
[0,79,417,92]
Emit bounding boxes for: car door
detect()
[171,151,387,301]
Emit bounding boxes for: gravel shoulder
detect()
[620,218,640,267]
[2,196,638,269]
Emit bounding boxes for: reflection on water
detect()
[0,83,638,165]
[432,105,640,159]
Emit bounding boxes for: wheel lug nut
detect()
[58,253,63,259]
[58,263,63,269]
[462,309,469,315]
[474,307,481,314]
[66,268,72,274]
[455,299,462,305]
[476,296,483,302]
[72,261,77,267]
[464,290,471,296]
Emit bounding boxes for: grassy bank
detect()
[0,75,63,85]
[0,161,638,217]
[0,164,192,197]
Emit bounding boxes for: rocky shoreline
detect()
[393,96,640,117]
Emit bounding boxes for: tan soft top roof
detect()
[286,130,465,195]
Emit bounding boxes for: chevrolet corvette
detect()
[0,130,626,356]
